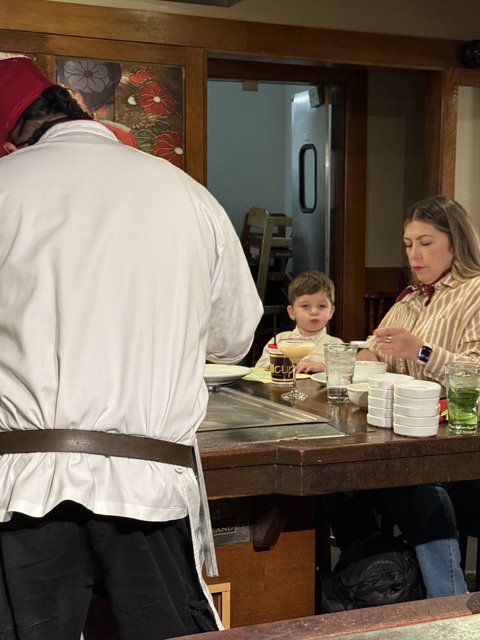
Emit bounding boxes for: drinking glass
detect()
[277,337,315,402]
[324,343,358,403]
[445,362,480,435]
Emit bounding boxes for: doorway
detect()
[207,59,368,343]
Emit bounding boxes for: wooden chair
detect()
[241,207,293,314]
[364,292,397,335]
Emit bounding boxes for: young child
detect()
[255,270,343,374]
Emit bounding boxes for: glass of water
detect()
[325,343,358,403]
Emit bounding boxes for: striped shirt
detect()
[369,272,480,388]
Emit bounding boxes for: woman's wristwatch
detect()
[417,343,433,365]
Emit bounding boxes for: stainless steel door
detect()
[291,86,332,275]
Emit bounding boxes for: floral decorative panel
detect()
[57,57,185,169]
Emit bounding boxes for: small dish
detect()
[368,387,393,400]
[346,383,368,408]
[393,413,439,428]
[311,372,326,385]
[393,394,440,409]
[350,340,369,349]
[393,423,439,438]
[368,405,393,418]
[368,396,393,409]
[393,403,439,418]
[368,373,413,389]
[394,380,441,399]
[353,361,388,383]
[367,413,392,429]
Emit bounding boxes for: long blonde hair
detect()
[404,195,480,280]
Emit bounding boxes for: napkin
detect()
[243,368,310,384]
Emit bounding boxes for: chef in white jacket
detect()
[0,57,263,640]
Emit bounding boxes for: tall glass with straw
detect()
[277,337,315,402]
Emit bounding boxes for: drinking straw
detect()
[273,315,277,345]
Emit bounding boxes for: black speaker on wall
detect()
[461,40,480,68]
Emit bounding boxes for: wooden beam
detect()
[0,0,464,71]
[423,68,459,197]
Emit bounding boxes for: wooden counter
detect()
[201,378,480,499]
[179,592,480,640]
[200,379,480,629]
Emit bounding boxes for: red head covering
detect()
[0,57,54,158]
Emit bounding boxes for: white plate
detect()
[311,372,326,385]
[204,364,252,386]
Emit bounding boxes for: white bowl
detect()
[368,396,393,409]
[353,361,388,383]
[367,413,392,428]
[393,403,439,418]
[346,383,368,408]
[350,340,370,349]
[368,405,394,418]
[394,380,441,399]
[393,423,439,438]
[393,413,439,428]
[394,394,440,409]
[368,387,393,400]
[368,373,413,390]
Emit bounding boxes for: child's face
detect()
[287,290,334,336]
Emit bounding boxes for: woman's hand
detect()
[296,360,325,374]
[374,326,423,362]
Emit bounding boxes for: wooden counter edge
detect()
[178,592,480,639]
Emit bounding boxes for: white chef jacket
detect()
[0,121,262,570]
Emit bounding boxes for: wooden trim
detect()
[423,68,459,197]
[459,68,480,87]
[207,582,231,629]
[209,59,362,84]
[0,28,185,65]
[0,0,464,72]
[185,47,207,182]
[335,72,368,341]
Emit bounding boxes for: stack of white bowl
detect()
[393,380,441,437]
[367,373,414,428]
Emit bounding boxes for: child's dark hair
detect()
[12,85,93,147]
[288,270,335,305]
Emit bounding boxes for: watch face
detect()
[418,345,432,363]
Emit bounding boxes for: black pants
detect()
[0,502,218,640]
[326,483,460,549]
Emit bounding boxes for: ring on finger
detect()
[386,335,393,343]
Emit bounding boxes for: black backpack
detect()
[321,531,425,612]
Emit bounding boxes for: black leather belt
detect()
[0,429,195,468]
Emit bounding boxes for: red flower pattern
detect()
[138,82,177,117]
[129,68,155,85]
[152,131,184,168]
